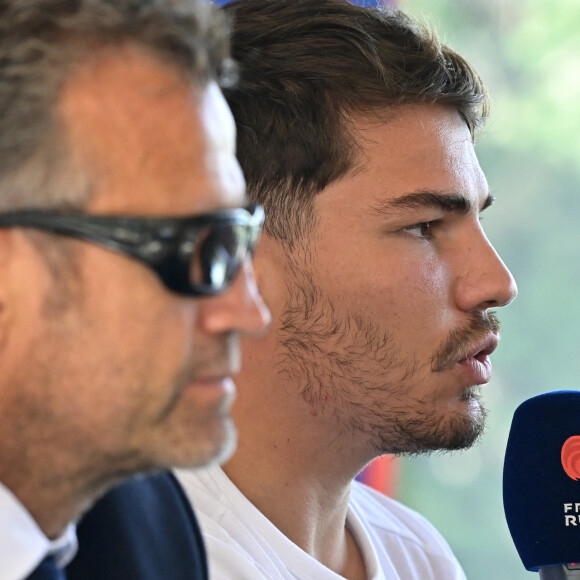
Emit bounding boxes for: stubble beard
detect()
[277,268,499,457]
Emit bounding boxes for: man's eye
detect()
[403,221,433,239]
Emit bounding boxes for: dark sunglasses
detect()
[0,204,264,296]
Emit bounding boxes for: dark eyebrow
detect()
[370,190,495,216]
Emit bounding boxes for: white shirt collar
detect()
[0,480,77,579]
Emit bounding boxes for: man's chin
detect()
[379,399,487,456]
[158,415,238,472]
[439,400,487,451]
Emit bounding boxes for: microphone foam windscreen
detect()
[503,390,580,571]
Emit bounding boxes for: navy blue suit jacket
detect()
[66,472,207,579]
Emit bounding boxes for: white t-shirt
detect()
[0,480,77,580]
[176,467,466,580]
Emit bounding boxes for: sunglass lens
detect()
[191,224,249,292]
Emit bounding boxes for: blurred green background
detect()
[397,1,580,578]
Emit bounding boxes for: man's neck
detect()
[0,473,89,539]
[0,446,118,539]
[222,421,369,579]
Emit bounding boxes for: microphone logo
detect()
[561,436,580,481]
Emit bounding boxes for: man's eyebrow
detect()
[370,190,495,215]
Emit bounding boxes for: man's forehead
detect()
[354,104,472,148]
[313,104,489,219]
[59,45,195,134]
[56,45,213,213]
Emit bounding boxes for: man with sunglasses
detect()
[176,1,518,579]
[0,1,269,579]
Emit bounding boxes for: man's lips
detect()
[460,334,499,363]
[455,334,499,384]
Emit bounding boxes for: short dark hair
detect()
[0,0,233,211]
[224,0,489,248]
